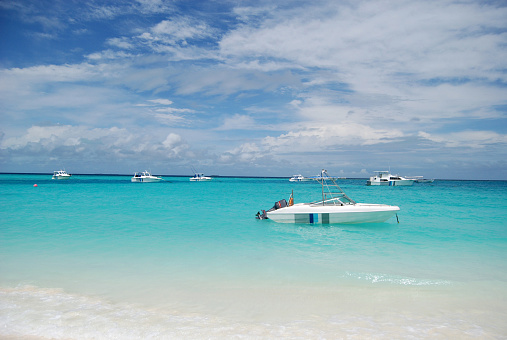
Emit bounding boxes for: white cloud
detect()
[1,125,125,150]
[152,113,187,125]
[0,63,99,84]
[418,130,507,149]
[137,16,217,49]
[0,125,191,162]
[86,50,134,60]
[107,37,134,50]
[155,108,195,114]
[217,114,257,130]
[148,99,173,105]
[151,18,209,41]
[261,123,404,152]
[162,133,181,148]
[226,143,262,162]
[221,1,507,83]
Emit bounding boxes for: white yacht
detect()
[366,171,414,186]
[190,173,212,181]
[131,171,162,183]
[52,170,72,180]
[257,170,400,224]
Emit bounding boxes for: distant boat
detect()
[258,170,400,224]
[131,171,162,183]
[190,173,212,181]
[52,170,71,180]
[407,176,434,183]
[289,174,313,182]
[297,171,344,181]
[366,171,414,186]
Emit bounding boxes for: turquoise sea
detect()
[1,174,506,339]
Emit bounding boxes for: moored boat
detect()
[416,178,434,183]
[257,170,400,224]
[131,171,162,182]
[189,173,212,181]
[408,176,435,183]
[289,174,312,182]
[52,170,71,180]
[366,171,414,186]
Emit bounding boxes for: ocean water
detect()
[1,174,506,339]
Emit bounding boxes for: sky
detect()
[1,0,506,179]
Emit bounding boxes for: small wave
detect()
[343,272,451,286]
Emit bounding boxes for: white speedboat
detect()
[190,173,212,181]
[407,176,434,183]
[52,170,71,180]
[289,174,312,182]
[131,171,162,182]
[257,170,400,224]
[366,171,414,186]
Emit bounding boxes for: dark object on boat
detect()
[256,210,268,219]
[256,199,288,219]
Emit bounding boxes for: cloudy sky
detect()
[1,0,506,179]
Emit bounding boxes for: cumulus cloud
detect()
[0,125,190,163]
[225,142,262,163]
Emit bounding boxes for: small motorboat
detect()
[416,178,434,183]
[366,171,414,186]
[407,176,435,183]
[52,170,72,180]
[257,170,400,224]
[131,171,162,183]
[189,173,212,181]
[289,174,312,182]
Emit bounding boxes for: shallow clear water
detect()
[1,174,506,338]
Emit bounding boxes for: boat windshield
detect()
[311,196,354,206]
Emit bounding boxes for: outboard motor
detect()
[256,199,288,220]
[256,210,268,220]
[274,199,288,209]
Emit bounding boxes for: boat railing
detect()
[315,170,357,205]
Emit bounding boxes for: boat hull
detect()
[52,175,71,180]
[266,203,399,224]
[131,177,161,183]
[366,180,414,186]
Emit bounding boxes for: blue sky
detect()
[1,0,506,179]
